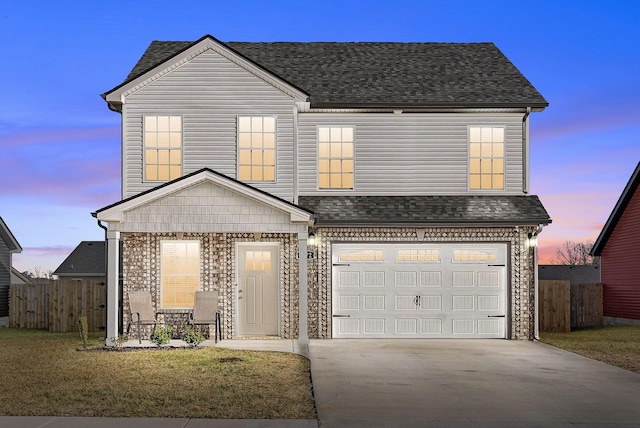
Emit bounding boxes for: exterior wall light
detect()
[307,231,316,246]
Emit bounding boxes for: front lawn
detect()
[540,325,640,374]
[0,329,316,419]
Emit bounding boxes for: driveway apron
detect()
[308,339,640,427]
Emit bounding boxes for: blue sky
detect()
[1,1,639,273]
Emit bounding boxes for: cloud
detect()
[0,126,119,146]
[0,125,121,208]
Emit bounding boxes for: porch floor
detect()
[122,338,309,355]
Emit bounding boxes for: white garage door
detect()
[332,243,508,338]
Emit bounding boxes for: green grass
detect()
[0,329,316,419]
[540,325,640,374]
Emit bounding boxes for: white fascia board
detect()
[106,37,308,104]
[96,170,312,224]
[0,217,22,253]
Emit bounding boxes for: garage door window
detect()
[396,249,440,262]
[339,249,383,262]
[453,249,497,263]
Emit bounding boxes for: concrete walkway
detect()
[3,339,640,427]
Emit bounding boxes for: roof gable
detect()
[54,241,116,276]
[94,168,313,225]
[103,35,309,111]
[0,216,22,253]
[105,36,548,110]
[591,162,640,256]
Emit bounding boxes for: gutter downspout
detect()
[97,219,108,333]
[522,107,531,194]
[530,224,543,340]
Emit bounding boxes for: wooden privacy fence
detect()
[9,279,105,332]
[538,280,603,332]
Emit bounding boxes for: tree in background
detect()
[21,266,55,284]
[552,240,599,265]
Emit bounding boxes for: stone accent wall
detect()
[306,226,537,340]
[121,226,538,341]
[122,232,298,340]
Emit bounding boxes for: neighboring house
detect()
[591,162,640,324]
[95,35,551,344]
[0,217,22,325]
[11,267,31,285]
[538,265,600,284]
[54,241,123,282]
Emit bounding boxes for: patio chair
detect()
[189,290,222,343]
[126,291,159,344]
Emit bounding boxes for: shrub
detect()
[149,324,175,347]
[77,316,89,348]
[182,327,206,347]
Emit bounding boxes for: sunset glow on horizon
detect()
[1,1,638,273]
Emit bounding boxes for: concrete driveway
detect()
[308,339,640,427]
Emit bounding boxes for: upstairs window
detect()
[144,116,182,181]
[238,116,276,182]
[160,241,200,309]
[469,126,505,190]
[318,126,354,189]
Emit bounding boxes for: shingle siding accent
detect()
[306,226,537,340]
[114,181,300,233]
[122,232,299,340]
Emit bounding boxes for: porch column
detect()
[105,230,120,346]
[298,232,309,346]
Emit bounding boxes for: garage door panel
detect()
[333,243,507,339]
[364,318,385,334]
[420,271,443,287]
[364,271,385,286]
[419,295,442,310]
[395,271,418,287]
[339,271,360,287]
[364,295,385,310]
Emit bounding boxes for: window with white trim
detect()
[144,116,182,181]
[469,126,505,190]
[160,241,200,309]
[318,126,354,189]
[238,116,276,182]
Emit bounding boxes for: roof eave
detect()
[591,162,640,256]
[312,219,551,228]
[309,101,549,111]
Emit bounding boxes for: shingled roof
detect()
[298,195,551,226]
[54,241,122,277]
[112,35,548,109]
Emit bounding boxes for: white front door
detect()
[332,243,508,338]
[237,244,279,336]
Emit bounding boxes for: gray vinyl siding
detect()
[298,113,524,195]
[0,239,9,317]
[121,49,296,202]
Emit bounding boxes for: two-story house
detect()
[95,35,550,345]
[0,216,22,326]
